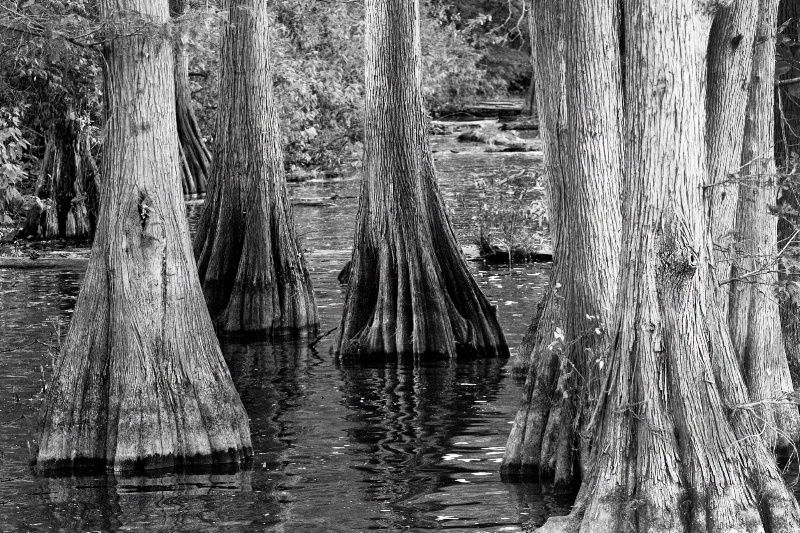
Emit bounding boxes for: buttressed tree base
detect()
[36,0,252,473]
[193,0,318,338]
[335,0,508,361]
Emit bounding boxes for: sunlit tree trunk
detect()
[729,0,800,449]
[193,0,318,337]
[334,0,508,360]
[536,1,800,530]
[501,0,622,489]
[170,0,211,198]
[705,0,758,317]
[36,0,252,473]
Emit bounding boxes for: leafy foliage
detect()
[185,0,508,171]
[0,0,515,186]
[0,106,31,217]
[426,0,530,92]
[458,164,549,266]
[0,0,103,221]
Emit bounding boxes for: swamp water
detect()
[0,139,574,531]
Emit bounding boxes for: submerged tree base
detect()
[35,448,252,475]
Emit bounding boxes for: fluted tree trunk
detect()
[193,0,318,337]
[705,0,758,317]
[534,0,800,530]
[170,0,211,198]
[36,0,251,473]
[729,0,800,450]
[334,0,508,360]
[500,0,622,489]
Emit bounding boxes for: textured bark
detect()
[36,0,252,473]
[193,0,318,337]
[170,0,211,198]
[334,0,508,361]
[501,0,622,489]
[511,285,550,376]
[705,0,758,317]
[535,1,800,531]
[729,0,800,450]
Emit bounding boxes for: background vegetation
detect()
[0,0,530,220]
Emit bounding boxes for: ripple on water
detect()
[0,147,575,532]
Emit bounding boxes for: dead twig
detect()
[309,326,338,348]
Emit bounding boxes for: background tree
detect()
[775,0,800,384]
[193,0,318,337]
[36,0,251,472]
[334,0,508,360]
[500,0,622,489]
[520,0,535,116]
[170,0,210,197]
[536,0,800,529]
[0,0,102,240]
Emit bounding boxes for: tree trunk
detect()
[776,0,800,165]
[193,0,318,337]
[35,0,251,473]
[521,77,536,117]
[170,0,211,198]
[500,0,622,490]
[705,0,758,318]
[65,126,99,239]
[520,0,536,117]
[776,0,800,389]
[29,115,97,240]
[334,0,508,360]
[535,1,800,530]
[729,0,800,450]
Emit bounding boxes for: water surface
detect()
[0,141,573,532]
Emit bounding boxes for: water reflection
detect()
[0,143,564,531]
[337,360,530,531]
[38,471,255,532]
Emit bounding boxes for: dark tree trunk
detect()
[776,0,800,165]
[334,0,508,360]
[776,0,800,388]
[193,0,318,337]
[170,0,211,198]
[27,115,97,240]
[36,0,252,473]
[520,0,536,117]
[521,78,536,117]
[501,0,622,488]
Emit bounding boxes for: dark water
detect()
[0,141,573,532]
